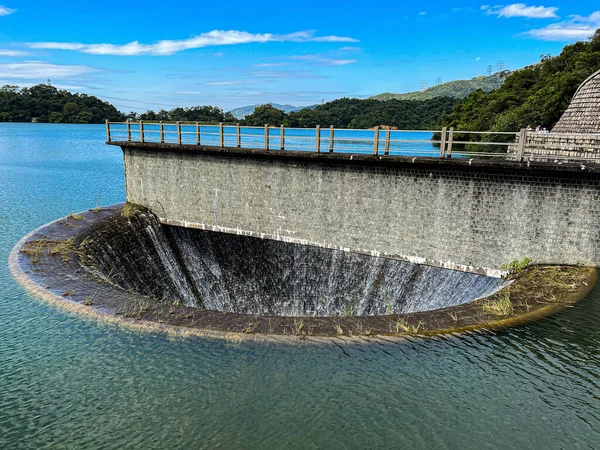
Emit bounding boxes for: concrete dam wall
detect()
[79,208,504,316]
[118,143,600,274]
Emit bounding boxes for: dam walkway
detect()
[106,120,600,162]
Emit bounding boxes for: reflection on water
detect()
[1,123,599,449]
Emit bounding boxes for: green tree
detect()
[48,112,64,123]
[285,96,458,129]
[76,110,93,123]
[224,111,236,123]
[136,105,234,123]
[140,110,157,121]
[241,104,286,126]
[0,83,125,123]
[62,102,79,121]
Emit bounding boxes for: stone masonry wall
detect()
[122,145,600,275]
[509,133,600,162]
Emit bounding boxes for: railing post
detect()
[105,119,111,142]
[159,121,164,143]
[219,122,224,147]
[515,128,527,161]
[176,121,182,145]
[373,126,380,155]
[447,127,454,158]
[384,127,391,155]
[316,125,321,153]
[237,123,241,147]
[439,127,447,158]
[329,125,335,153]
[195,122,200,145]
[140,120,145,143]
[126,119,131,142]
[264,124,269,150]
[280,125,285,150]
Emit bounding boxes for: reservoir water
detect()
[1,123,600,449]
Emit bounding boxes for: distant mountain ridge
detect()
[228,74,507,118]
[370,73,508,101]
[229,103,316,119]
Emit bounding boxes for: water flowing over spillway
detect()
[79,209,505,317]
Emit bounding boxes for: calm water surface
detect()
[1,123,599,449]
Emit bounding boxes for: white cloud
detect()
[308,34,359,43]
[203,80,270,85]
[476,56,482,61]
[418,11,427,15]
[525,11,600,40]
[27,30,359,56]
[339,46,361,52]
[174,91,205,95]
[0,5,15,16]
[247,69,326,79]
[0,61,97,79]
[291,54,357,66]
[486,3,558,18]
[0,49,29,56]
[31,42,86,51]
[254,62,292,67]
[213,51,224,57]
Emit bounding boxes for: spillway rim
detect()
[8,205,598,345]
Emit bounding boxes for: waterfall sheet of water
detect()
[81,210,505,316]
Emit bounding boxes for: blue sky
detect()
[0,1,599,111]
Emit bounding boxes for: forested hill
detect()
[138,106,236,123]
[241,96,460,129]
[371,73,506,101]
[0,84,125,123]
[229,103,316,119]
[441,30,600,135]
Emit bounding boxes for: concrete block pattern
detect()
[123,147,600,274]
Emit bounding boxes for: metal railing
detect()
[105,120,600,161]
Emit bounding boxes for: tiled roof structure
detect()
[552,70,600,133]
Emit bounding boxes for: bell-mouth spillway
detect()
[9,204,597,342]
[10,69,600,342]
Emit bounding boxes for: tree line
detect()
[0,84,124,123]
[240,96,460,129]
[135,106,236,123]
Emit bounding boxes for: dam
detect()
[9,69,600,337]
[104,70,600,278]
